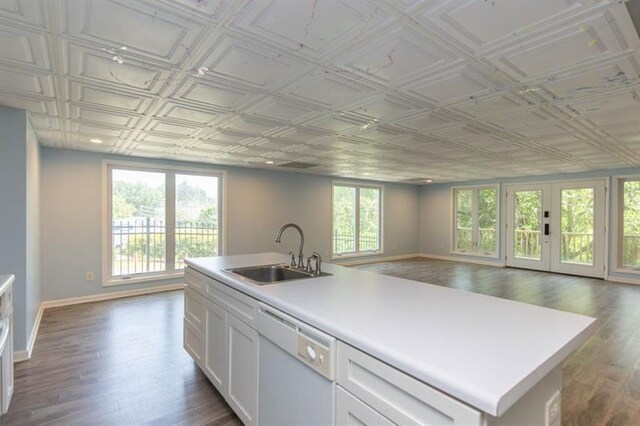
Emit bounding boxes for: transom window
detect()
[105,163,224,284]
[452,185,499,257]
[332,183,382,257]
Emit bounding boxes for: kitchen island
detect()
[184,253,596,425]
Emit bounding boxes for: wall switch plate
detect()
[85,272,95,282]
[545,390,561,426]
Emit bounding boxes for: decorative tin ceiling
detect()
[1,0,640,183]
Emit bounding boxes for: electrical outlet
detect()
[85,272,95,282]
[545,391,561,426]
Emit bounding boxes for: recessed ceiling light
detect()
[265,160,274,165]
[112,55,124,64]
[425,179,433,183]
[89,138,103,144]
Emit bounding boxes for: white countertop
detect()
[0,275,14,296]
[186,253,597,417]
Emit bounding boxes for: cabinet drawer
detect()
[337,342,482,426]
[336,386,394,426]
[185,267,205,293]
[186,268,258,329]
[205,277,258,329]
[183,317,204,366]
[184,287,205,331]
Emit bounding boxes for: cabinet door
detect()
[204,299,227,393]
[183,317,204,366]
[336,386,394,426]
[337,342,482,425]
[227,314,259,426]
[184,287,205,331]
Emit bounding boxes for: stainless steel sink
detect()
[225,264,331,285]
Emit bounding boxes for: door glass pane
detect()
[359,188,380,252]
[561,188,595,265]
[333,186,356,254]
[514,190,542,260]
[478,188,497,254]
[456,189,473,252]
[622,180,640,267]
[111,169,166,277]
[175,174,219,269]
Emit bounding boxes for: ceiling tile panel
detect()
[485,7,638,80]
[197,33,312,90]
[334,27,456,86]
[69,81,153,114]
[170,78,253,111]
[0,24,50,70]
[416,0,581,53]
[3,0,640,183]
[0,0,47,29]
[69,104,138,128]
[227,0,390,61]
[402,64,501,105]
[62,0,206,65]
[65,42,172,95]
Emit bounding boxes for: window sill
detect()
[104,271,184,287]
[450,251,499,260]
[331,251,384,261]
[611,267,640,276]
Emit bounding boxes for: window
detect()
[332,183,382,257]
[105,162,223,284]
[452,185,498,257]
[616,177,640,271]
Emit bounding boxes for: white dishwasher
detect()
[257,303,336,425]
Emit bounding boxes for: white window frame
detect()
[451,184,500,259]
[331,181,384,259]
[612,175,640,275]
[102,160,226,286]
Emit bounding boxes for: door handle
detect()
[544,224,550,236]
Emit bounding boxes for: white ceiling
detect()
[1,0,640,183]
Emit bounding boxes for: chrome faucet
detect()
[307,252,322,275]
[275,223,305,268]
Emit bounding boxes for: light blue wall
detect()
[0,106,41,352]
[41,148,419,301]
[419,167,640,282]
[25,120,41,344]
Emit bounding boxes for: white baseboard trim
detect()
[41,283,185,309]
[15,284,184,363]
[14,350,29,363]
[605,275,640,286]
[337,253,421,266]
[418,253,506,268]
[15,303,45,363]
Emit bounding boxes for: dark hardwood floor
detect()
[3,291,241,426]
[356,258,640,426]
[2,258,638,425]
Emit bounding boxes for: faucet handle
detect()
[288,251,296,267]
[312,252,322,274]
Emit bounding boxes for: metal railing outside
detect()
[456,227,497,254]
[333,231,378,254]
[112,219,217,276]
[622,235,640,267]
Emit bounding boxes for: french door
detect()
[506,180,606,278]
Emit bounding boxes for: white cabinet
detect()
[204,299,227,391]
[227,314,259,426]
[184,268,259,426]
[183,317,204,366]
[0,281,13,414]
[337,342,482,426]
[336,386,394,426]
